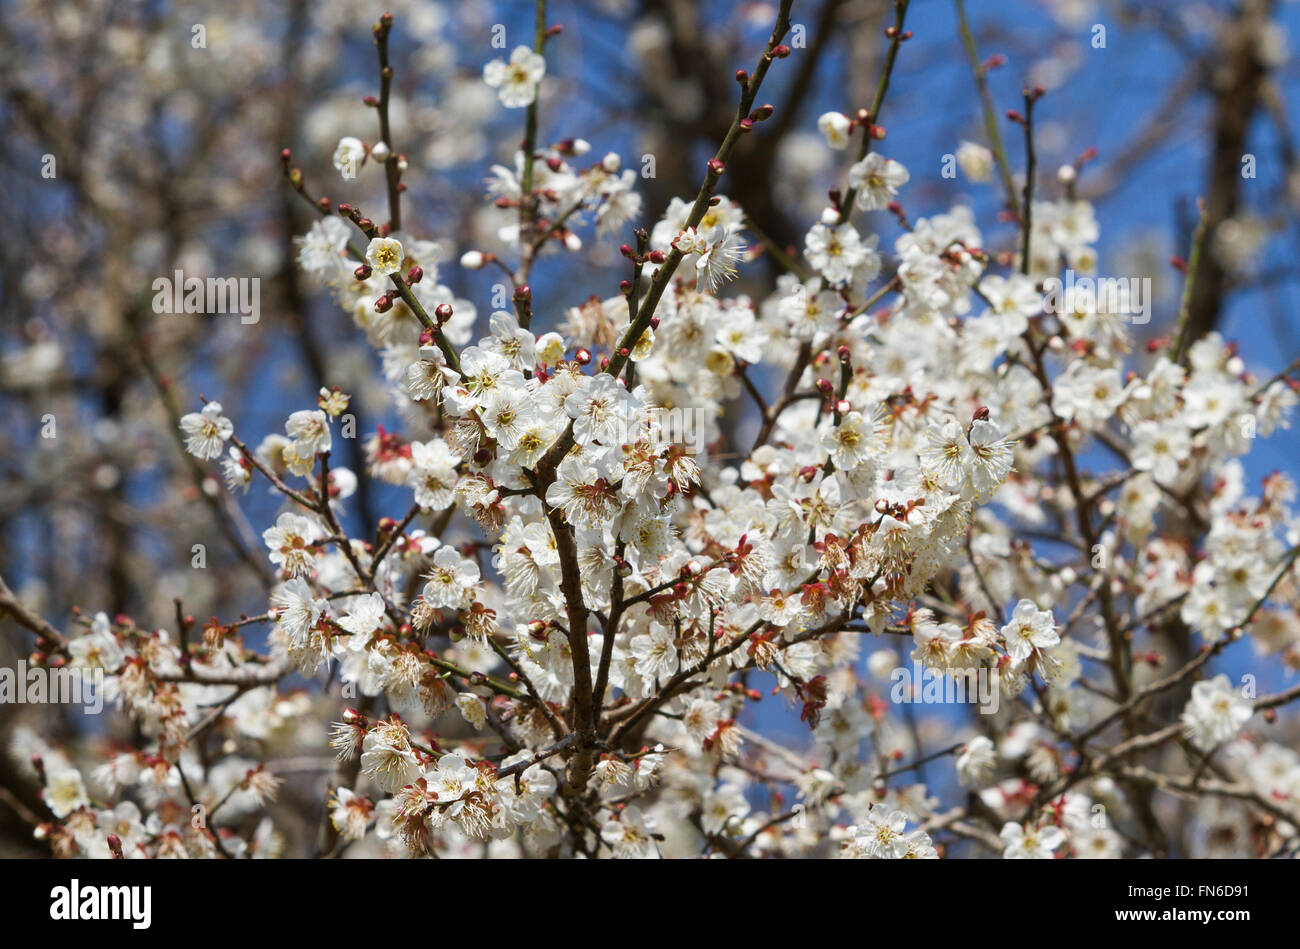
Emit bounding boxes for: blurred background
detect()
[1,0,1297,854]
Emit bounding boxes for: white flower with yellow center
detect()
[365,236,405,275]
[483,46,546,108]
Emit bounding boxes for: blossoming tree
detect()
[3,0,1300,860]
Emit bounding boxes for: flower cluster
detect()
[10,4,1300,861]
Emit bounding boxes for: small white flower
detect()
[179,402,233,460]
[804,222,875,288]
[365,236,405,276]
[695,230,746,292]
[44,769,89,818]
[956,736,997,787]
[1000,820,1065,859]
[629,625,678,682]
[600,805,659,859]
[406,438,460,511]
[967,419,1014,499]
[421,546,480,609]
[295,217,352,279]
[332,136,366,179]
[1130,420,1190,486]
[851,805,910,859]
[360,719,420,793]
[956,141,993,182]
[848,153,909,210]
[1182,674,1253,751]
[1001,599,1059,668]
[337,592,387,637]
[272,577,326,645]
[483,46,546,108]
[456,693,487,730]
[286,409,332,458]
[822,408,885,471]
[817,111,852,150]
[262,512,322,577]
